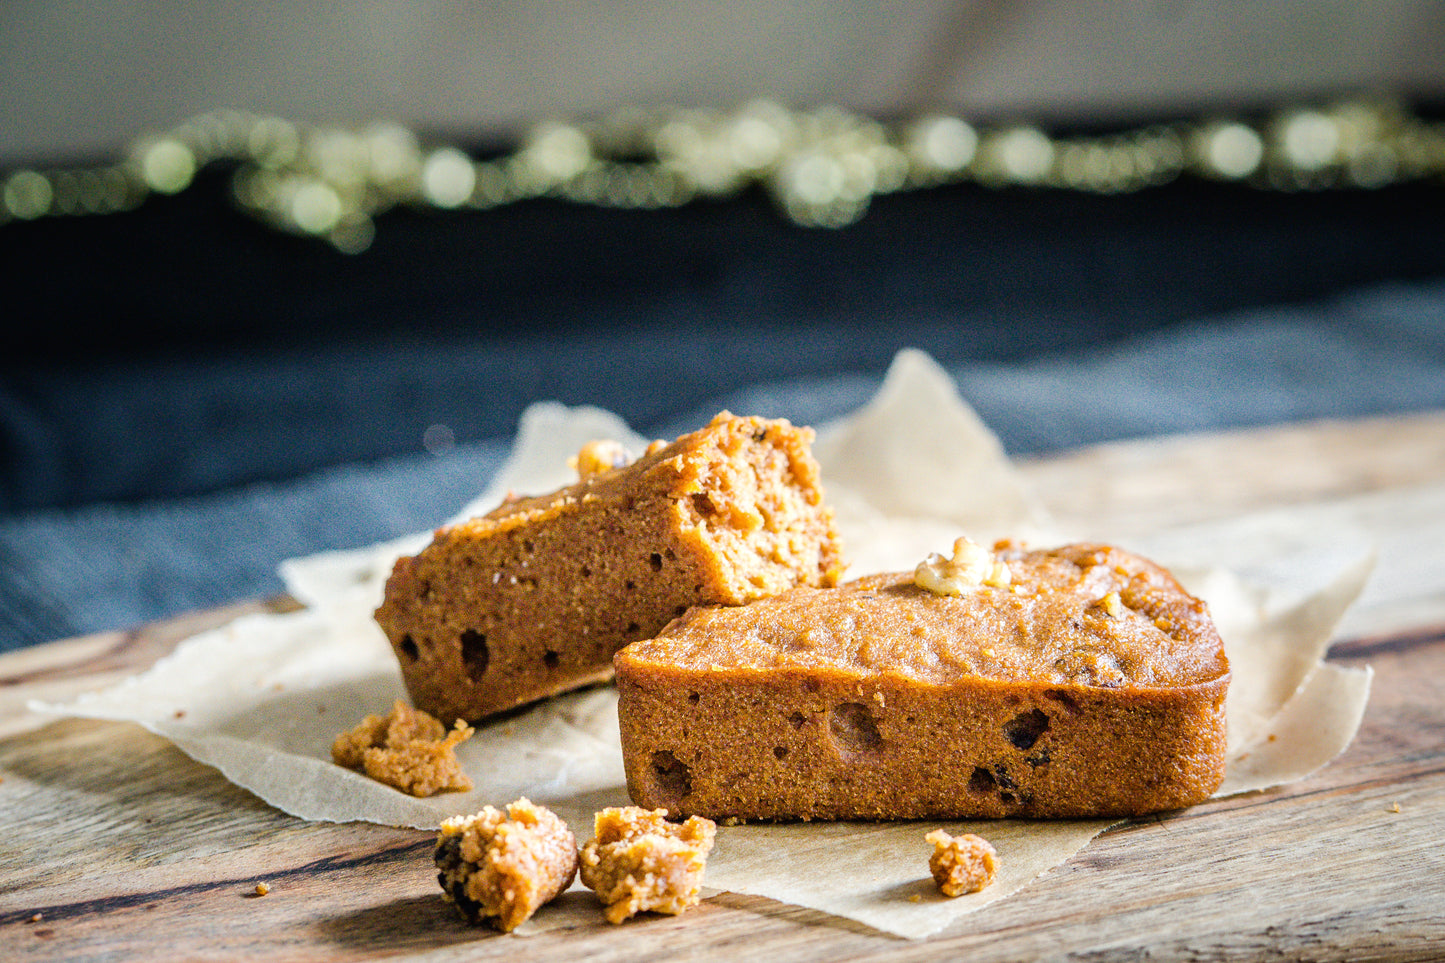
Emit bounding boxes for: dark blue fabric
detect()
[6,136,1445,649]
[8,173,1445,513]
[2,277,1443,651]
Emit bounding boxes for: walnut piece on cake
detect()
[434,798,579,932]
[925,829,998,896]
[331,700,474,797]
[579,806,717,924]
[914,535,1012,594]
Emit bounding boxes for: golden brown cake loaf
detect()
[615,541,1230,820]
[376,412,842,723]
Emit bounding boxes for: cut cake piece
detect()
[375,412,842,723]
[615,541,1230,820]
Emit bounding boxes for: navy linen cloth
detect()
[2,278,1444,651]
[3,169,1445,650]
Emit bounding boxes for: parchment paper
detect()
[35,349,1372,940]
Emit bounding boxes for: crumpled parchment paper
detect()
[35,349,1372,940]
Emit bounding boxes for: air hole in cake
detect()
[625,580,636,591]
[665,548,677,560]
[650,553,664,571]
[687,692,700,705]
[969,767,996,793]
[522,539,534,553]
[999,791,1017,804]
[691,492,716,518]
[1004,708,1050,750]
[1045,689,1081,714]
[773,746,788,760]
[627,622,641,635]
[460,630,490,681]
[398,635,419,660]
[543,650,559,670]
[787,711,807,729]
[828,702,882,755]
[674,605,688,617]
[580,564,591,578]
[649,750,692,805]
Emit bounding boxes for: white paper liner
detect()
[34,349,1373,940]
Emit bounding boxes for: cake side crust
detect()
[617,664,1229,819]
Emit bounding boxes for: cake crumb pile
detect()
[331,700,474,797]
[434,798,579,931]
[925,829,998,896]
[580,806,717,924]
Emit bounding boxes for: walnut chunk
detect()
[579,806,717,924]
[331,700,474,797]
[925,829,998,896]
[914,536,1011,596]
[570,439,635,480]
[1095,590,1126,618]
[435,798,579,932]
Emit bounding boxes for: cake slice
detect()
[615,540,1230,820]
[375,412,843,723]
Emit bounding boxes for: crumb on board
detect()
[254,882,270,897]
[331,700,475,797]
[1389,801,1402,813]
[29,912,43,923]
[435,798,578,932]
[579,806,717,924]
[925,829,999,897]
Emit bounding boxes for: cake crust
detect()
[376,412,842,723]
[616,542,1230,820]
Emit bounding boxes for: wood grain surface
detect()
[3,411,1444,962]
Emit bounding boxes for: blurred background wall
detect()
[4,1,1444,162]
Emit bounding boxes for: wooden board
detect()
[4,411,1445,961]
